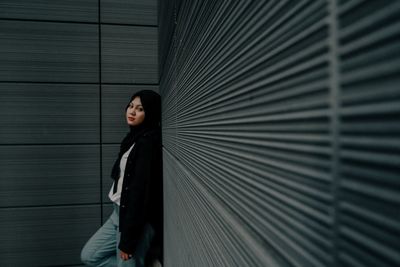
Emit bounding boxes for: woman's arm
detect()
[118,134,157,254]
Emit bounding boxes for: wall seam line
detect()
[98,0,104,225]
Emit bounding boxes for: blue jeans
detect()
[81,205,154,267]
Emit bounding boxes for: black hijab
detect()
[111,90,161,180]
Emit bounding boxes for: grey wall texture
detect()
[0,0,158,266]
[159,1,400,267]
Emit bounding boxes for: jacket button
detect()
[121,205,125,208]
[125,187,129,190]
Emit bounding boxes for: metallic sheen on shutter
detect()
[337,1,400,266]
[159,0,400,266]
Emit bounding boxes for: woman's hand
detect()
[120,250,133,261]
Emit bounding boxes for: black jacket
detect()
[117,129,162,256]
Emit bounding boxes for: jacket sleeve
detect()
[118,136,155,254]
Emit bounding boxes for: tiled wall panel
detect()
[101,25,158,84]
[101,0,157,25]
[0,1,158,266]
[0,0,98,22]
[0,83,100,144]
[0,20,99,83]
[0,145,100,207]
[0,206,100,266]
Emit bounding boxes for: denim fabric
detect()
[81,205,154,267]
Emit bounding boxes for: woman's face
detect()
[126,96,145,126]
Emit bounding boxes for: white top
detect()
[108,144,135,205]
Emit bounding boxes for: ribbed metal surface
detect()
[159,0,400,266]
[158,0,176,75]
[337,1,400,266]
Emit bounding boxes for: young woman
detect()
[81,90,163,267]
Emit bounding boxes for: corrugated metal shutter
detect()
[159,0,400,266]
[337,1,400,266]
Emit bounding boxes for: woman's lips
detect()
[128,117,135,121]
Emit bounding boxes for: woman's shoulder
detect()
[137,128,161,145]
